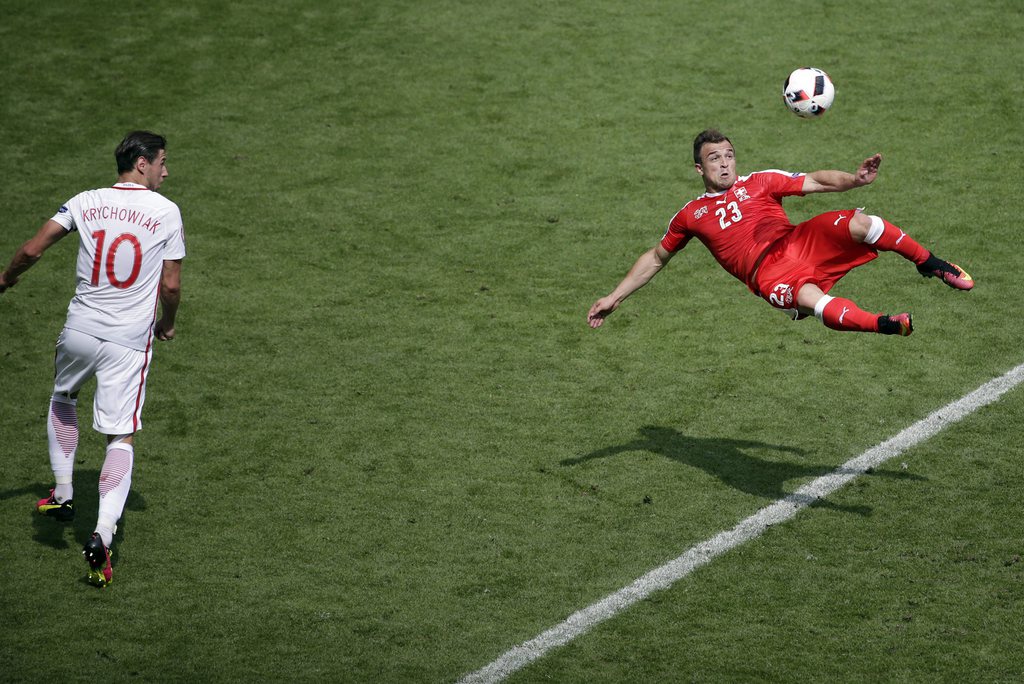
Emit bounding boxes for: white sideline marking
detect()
[459,362,1024,684]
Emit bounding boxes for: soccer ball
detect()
[782,67,835,118]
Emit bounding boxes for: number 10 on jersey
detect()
[91,230,142,289]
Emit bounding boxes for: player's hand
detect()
[587,296,619,328]
[0,271,16,294]
[855,153,882,186]
[155,319,176,341]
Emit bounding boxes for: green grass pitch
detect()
[1,0,1022,681]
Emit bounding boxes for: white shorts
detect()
[53,327,152,435]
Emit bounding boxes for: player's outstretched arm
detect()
[587,245,674,329]
[802,153,883,194]
[0,220,68,294]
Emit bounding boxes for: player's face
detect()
[696,142,736,192]
[141,150,169,191]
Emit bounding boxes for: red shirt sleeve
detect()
[763,170,805,200]
[660,206,694,253]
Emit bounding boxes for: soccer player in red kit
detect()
[588,129,973,335]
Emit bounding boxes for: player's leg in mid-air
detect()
[763,210,973,336]
[797,282,913,336]
[756,212,912,335]
[850,211,974,290]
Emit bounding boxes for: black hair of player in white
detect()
[115,131,167,174]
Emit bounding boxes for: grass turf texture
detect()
[1,0,1022,681]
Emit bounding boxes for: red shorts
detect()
[752,210,877,310]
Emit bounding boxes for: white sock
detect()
[96,441,134,547]
[813,295,834,321]
[95,521,117,548]
[48,396,79,502]
[54,475,74,504]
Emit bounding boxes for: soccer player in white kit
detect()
[0,131,185,587]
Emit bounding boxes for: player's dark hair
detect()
[115,131,167,173]
[693,129,731,165]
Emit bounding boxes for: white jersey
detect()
[50,182,186,351]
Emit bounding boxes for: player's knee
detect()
[796,283,826,311]
[848,213,874,243]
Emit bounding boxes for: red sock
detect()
[866,216,929,264]
[818,296,880,333]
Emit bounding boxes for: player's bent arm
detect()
[802,170,859,194]
[587,245,675,328]
[803,154,882,194]
[154,259,182,341]
[0,220,68,292]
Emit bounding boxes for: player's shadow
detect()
[1,472,147,552]
[562,425,924,515]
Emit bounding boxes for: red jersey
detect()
[661,170,806,287]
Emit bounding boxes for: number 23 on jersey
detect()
[716,201,742,230]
